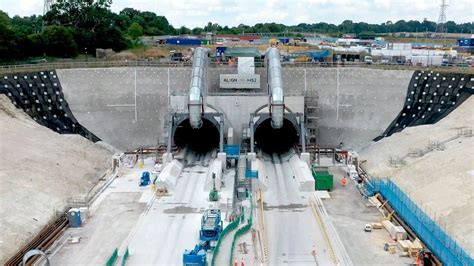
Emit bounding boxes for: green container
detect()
[312,167,333,191]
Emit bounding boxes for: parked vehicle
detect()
[364,56,373,64]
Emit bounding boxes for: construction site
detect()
[0,46,473,266]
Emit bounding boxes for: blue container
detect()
[457,38,474,47]
[166,38,202,46]
[224,144,240,159]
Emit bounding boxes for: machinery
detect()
[208,174,219,202]
[183,245,207,266]
[139,171,151,186]
[183,209,223,265]
[199,209,223,244]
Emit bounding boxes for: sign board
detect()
[220,74,260,89]
[238,57,255,74]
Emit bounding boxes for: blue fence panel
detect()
[367,179,473,265]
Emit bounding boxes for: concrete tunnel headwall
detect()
[172,114,221,153]
[5,67,468,153]
[253,114,300,154]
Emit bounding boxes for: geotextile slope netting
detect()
[0,70,100,142]
[375,70,474,141]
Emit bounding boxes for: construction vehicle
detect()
[199,209,223,247]
[183,244,207,266]
[183,209,223,264]
[208,174,219,202]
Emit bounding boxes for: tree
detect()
[41,26,77,57]
[128,22,143,40]
[0,11,20,61]
[44,0,127,53]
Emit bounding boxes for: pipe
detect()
[265,48,284,129]
[300,114,306,153]
[189,47,210,129]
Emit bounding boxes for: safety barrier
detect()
[105,248,118,266]
[368,178,473,265]
[210,209,245,266]
[121,247,130,266]
[229,194,253,266]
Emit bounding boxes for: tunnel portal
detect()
[254,117,299,154]
[173,117,220,153]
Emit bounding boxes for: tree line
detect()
[0,0,472,62]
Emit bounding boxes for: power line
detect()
[435,0,448,34]
[43,0,56,15]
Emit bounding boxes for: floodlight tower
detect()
[43,0,56,15]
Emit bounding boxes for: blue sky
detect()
[0,0,472,28]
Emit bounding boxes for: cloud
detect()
[0,0,472,27]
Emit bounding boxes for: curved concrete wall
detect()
[304,68,414,150]
[57,67,413,151]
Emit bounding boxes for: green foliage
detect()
[0,2,473,63]
[128,22,143,40]
[42,26,77,57]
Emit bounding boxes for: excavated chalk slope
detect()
[360,96,474,255]
[0,95,112,262]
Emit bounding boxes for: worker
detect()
[340,176,347,187]
[311,245,317,256]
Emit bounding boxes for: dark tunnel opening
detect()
[173,118,220,153]
[254,118,299,154]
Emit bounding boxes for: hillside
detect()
[360,96,474,255]
[0,95,112,262]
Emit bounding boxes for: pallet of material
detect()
[408,238,423,258]
[371,222,383,229]
[382,220,407,240]
[397,239,412,251]
[368,195,382,208]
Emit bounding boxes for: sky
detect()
[0,0,472,28]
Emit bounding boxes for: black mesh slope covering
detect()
[0,70,100,142]
[375,70,473,141]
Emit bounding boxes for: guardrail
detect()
[368,178,473,266]
[229,194,253,266]
[106,248,118,266]
[210,212,242,266]
[1,60,471,75]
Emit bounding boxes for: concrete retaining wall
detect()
[57,67,413,151]
[283,67,413,150]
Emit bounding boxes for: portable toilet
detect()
[68,208,82,227]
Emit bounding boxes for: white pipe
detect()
[189,47,210,129]
[266,48,284,129]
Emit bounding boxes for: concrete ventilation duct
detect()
[266,47,284,129]
[189,47,210,129]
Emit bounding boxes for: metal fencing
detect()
[368,178,473,265]
[2,59,468,75]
